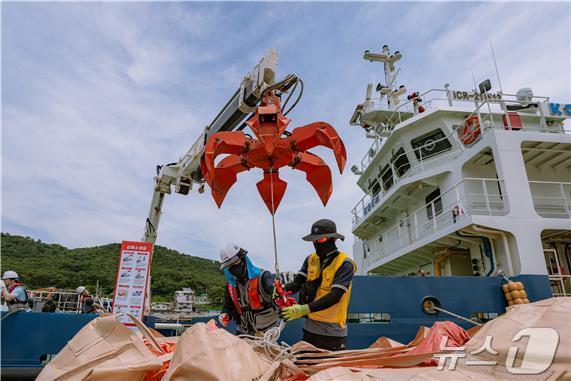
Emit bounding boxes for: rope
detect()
[269,168,280,277]
[432,306,482,326]
[238,169,298,362]
[0,310,19,321]
[238,321,294,362]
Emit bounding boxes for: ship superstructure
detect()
[350,45,571,296]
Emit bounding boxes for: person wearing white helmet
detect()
[1,270,30,312]
[76,286,104,314]
[218,243,280,335]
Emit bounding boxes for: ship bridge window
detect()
[380,164,393,191]
[392,147,411,176]
[368,178,381,196]
[411,129,452,160]
[426,188,443,220]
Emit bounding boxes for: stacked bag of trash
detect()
[37,298,570,381]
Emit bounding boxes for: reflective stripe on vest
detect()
[227,275,263,314]
[306,251,356,329]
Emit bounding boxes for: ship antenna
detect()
[490,41,504,94]
[363,44,404,110]
[470,68,478,92]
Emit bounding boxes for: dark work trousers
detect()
[302,329,347,351]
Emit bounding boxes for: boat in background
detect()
[349,45,570,297]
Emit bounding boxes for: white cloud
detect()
[2,2,569,275]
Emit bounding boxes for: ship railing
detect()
[29,289,82,313]
[358,91,559,174]
[528,181,571,218]
[358,93,487,174]
[28,289,113,313]
[354,96,565,223]
[357,129,461,204]
[361,89,450,120]
[549,274,571,297]
[359,178,507,266]
[388,90,552,127]
[354,139,461,225]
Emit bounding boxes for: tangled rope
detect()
[238,320,295,362]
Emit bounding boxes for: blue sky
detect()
[2,2,570,272]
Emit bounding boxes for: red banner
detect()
[112,241,153,325]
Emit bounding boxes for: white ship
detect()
[349,45,571,297]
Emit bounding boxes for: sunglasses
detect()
[315,237,329,243]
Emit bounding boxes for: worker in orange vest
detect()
[218,243,280,335]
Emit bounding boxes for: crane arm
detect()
[143,49,279,243]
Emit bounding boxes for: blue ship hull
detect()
[1,275,553,379]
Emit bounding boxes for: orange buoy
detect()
[460,115,481,145]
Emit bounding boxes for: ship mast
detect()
[364,44,406,110]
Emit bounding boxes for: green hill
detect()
[0,233,226,304]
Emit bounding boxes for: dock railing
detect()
[361,178,507,268]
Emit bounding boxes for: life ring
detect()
[461,115,481,145]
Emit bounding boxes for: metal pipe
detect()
[458,230,495,276]
[470,226,514,276]
[154,322,186,330]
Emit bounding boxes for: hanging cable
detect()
[269,167,280,277]
[283,78,304,116]
[281,79,298,111]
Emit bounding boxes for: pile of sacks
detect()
[37,298,570,381]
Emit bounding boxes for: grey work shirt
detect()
[298,256,355,337]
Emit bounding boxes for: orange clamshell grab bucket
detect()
[200,92,347,214]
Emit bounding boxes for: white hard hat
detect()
[76,286,86,295]
[219,243,247,270]
[2,271,19,280]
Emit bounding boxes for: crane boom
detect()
[143,49,279,243]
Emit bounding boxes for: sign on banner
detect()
[112,241,153,326]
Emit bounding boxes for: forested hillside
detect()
[0,233,226,303]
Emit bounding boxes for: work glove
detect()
[281,304,310,322]
[218,313,230,327]
[0,280,5,289]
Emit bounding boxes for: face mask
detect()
[228,259,247,279]
[313,238,337,258]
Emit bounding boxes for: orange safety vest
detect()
[226,276,263,315]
